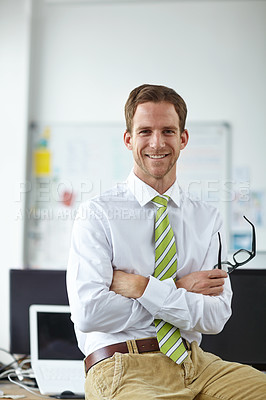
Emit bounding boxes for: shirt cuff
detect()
[137,275,176,316]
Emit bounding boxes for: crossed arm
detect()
[110,269,228,299]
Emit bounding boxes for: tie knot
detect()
[152,195,169,208]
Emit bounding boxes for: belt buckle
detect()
[126,340,139,354]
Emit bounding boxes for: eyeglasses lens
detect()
[234,249,251,264]
[220,263,231,273]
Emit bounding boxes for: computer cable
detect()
[0,348,24,374]
[7,372,46,398]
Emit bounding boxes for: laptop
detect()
[29,304,85,396]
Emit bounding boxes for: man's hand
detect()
[175,269,228,296]
[110,270,149,299]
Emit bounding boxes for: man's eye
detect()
[163,130,175,135]
[139,130,151,136]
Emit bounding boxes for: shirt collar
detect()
[126,170,181,207]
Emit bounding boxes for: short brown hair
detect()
[124,84,187,134]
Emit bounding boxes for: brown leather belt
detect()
[84,337,188,374]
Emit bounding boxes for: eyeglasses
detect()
[213,216,256,274]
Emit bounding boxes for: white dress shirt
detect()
[67,171,232,357]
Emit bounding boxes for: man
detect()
[67,84,266,399]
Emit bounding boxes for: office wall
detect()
[28,0,266,253]
[29,0,266,192]
[0,0,265,352]
[0,0,30,353]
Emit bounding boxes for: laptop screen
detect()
[36,310,84,361]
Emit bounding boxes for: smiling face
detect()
[124,101,189,193]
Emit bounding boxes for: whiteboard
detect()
[24,122,230,269]
[178,122,231,231]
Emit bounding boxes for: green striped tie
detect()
[152,195,188,364]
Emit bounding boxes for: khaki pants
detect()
[85,341,266,399]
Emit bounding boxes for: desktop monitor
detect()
[201,269,266,370]
[10,268,266,370]
[10,269,68,355]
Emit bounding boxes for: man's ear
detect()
[180,129,189,150]
[124,130,133,150]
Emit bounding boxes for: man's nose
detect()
[150,132,165,148]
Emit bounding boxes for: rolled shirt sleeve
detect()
[138,275,232,334]
[137,211,232,335]
[67,204,153,335]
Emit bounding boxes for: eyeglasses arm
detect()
[217,232,222,270]
[243,215,256,255]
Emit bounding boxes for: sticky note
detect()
[34,149,51,176]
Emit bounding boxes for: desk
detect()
[0,381,84,399]
[0,380,50,399]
